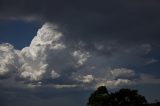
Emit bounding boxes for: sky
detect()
[0,0,160,106]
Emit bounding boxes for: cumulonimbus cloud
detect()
[0,23,94,88]
[0,23,159,89]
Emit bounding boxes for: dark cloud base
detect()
[0,86,91,106]
[0,0,160,44]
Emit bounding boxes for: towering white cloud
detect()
[19,23,66,81]
[0,43,20,76]
[0,23,92,85]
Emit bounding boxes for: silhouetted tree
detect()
[87,86,111,106]
[87,86,147,106]
[110,88,147,106]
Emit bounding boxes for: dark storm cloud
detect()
[0,0,160,44]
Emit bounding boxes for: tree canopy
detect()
[87,86,147,106]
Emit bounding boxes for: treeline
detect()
[87,86,160,106]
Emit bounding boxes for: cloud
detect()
[72,68,136,89]
[0,85,90,106]
[145,59,158,65]
[95,79,134,89]
[136,74,160,85]
[90,68,136,88]
[19,23,66,81]
[74,75,94,83]
[110,68,135,78]
[1,0,160,45]
[0,0,159,89]
[51,84,78,89]
[0,23,159,90]
[72,50,91,67]
[20,63,47,81]
[0,23,93,88]
[0,43,20,77]
[51,70,60,79]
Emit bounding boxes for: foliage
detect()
[88,86,110,106]
[87,86,147,106]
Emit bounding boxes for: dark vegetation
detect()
[87,86,160,106]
